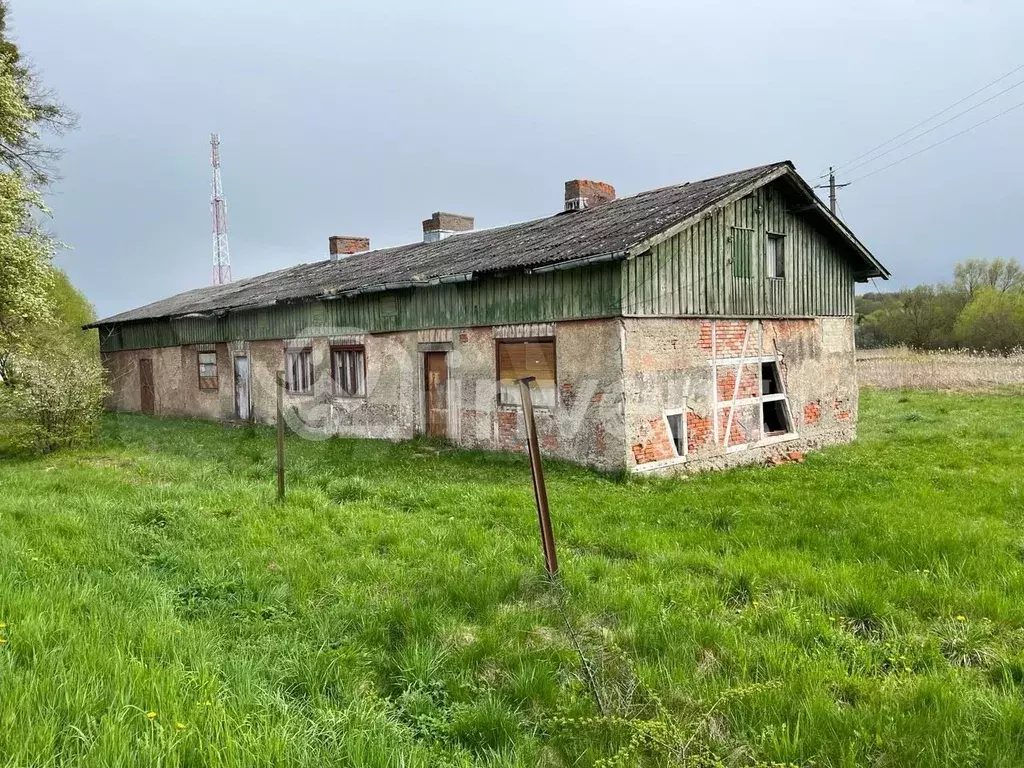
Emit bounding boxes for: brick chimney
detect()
[564,179,615,212]
[329,235,370,261]
[422,212,474,243]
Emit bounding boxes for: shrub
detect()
[0,342,108,454]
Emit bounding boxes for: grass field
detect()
[2,390,1024,767]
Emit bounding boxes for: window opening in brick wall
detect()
[759,360,793,436]
[664,410,686,457]
[284,347,313,394]
[197,351,218,390]
[496,339,556,408]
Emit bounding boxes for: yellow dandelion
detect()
[146,711,158,720]
[175,722,185,731]
[202,700,212,706]
[0,638,7,645]
[956,615,967,622]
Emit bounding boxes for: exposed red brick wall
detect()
[716,366,760,401]
[803,401,822,426]
[698,320,752,356]
[687,411,711,453]
[631,416,676,465]
[717,411,747,448]
[497,410,518,447]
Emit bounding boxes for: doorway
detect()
[234,355,251,421]
[139,358,154,415]
[423,351,448,438]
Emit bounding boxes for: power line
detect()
[838,77,1024,177]
[821,61,1024,178]
[847,97,1024,184]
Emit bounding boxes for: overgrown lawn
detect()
[2,390,1023,767]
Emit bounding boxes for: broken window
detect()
[284,347,314,394]
[760,361,793,436]
[198,351,218,390]
[766,233,785,279]
[732,227,753,278]
[497,339,556,408]
[332,346,366,397]
[665,411,686,457]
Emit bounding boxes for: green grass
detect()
[2,389,1024,767]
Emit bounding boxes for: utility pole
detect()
[816,167,850,217]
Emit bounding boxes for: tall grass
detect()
[857,346,1024,391]
[2,390,1024,766]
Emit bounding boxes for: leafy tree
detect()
[0,49,54,378]
[954,258,1024,297]
[0,1,74,184]
[955,287,1024,353]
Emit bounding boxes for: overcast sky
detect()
[10,0,1024,319]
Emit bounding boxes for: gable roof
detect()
[91,161,887,327]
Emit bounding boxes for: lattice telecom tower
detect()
[210,133,232,285]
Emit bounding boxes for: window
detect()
[284,347,314,394]
[766,234,785,279]
[759,361,793,436]
[732,227,753,278]
[496,339,556,408]
[665,410,686,457]
[332,346,366,397]
[197,351,218,390]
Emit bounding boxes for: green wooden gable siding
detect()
[621,182,855,317]
[100,260,622,352]
[100,181,859,353]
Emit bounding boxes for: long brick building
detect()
[89,161,888,473]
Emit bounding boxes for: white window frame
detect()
[663,408,687,459]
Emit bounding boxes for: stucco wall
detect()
[100,316,856,473]
[100,318,627,470]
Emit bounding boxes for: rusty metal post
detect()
[276,370,285,502]
[517,376,558,578]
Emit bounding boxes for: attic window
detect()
[732,228,753,278]
[766,234,785,279]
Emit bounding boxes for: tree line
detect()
[856,258,1024,353]
[0,1,106,453]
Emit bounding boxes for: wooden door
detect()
[234,355,251,421]
[424,351,448,439]
[139,358,154,414]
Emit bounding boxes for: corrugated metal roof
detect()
[92,161,885,326]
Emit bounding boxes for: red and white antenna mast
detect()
[210,133,232,285]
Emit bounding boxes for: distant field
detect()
[2,390,1024,767]
[857,347,1024,392]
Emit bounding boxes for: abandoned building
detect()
[89,161,889,472]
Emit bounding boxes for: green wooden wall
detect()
[621,181,855,317]
[100,260,622,352]
[100,181,857,353]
